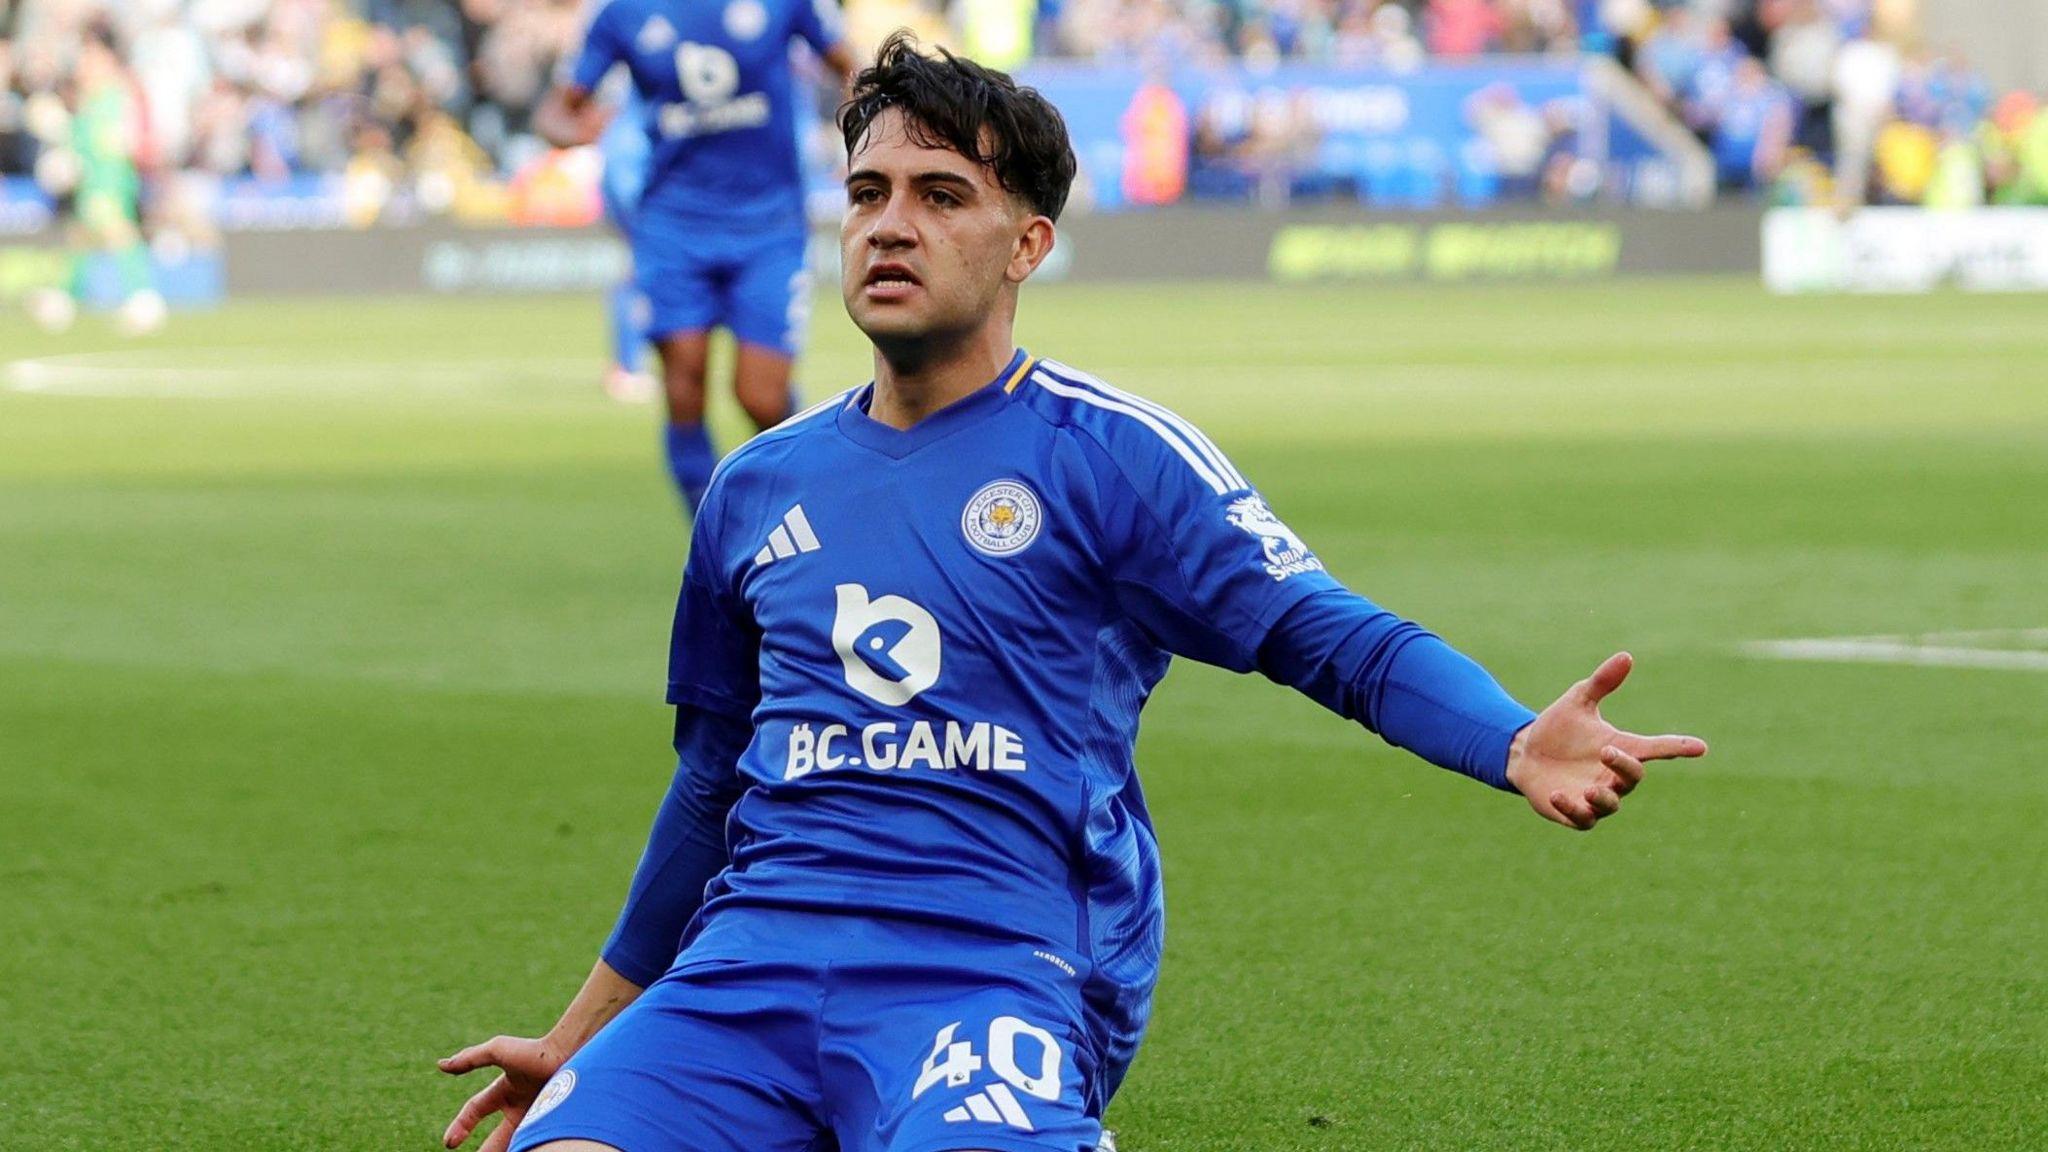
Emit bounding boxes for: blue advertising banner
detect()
[1013,58,1674,212]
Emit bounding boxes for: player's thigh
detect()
[825,964,1103,1152]
[721,228,811,362]
[633,223,720,346]
[508,960,828,1152]
[527,1142,628,1152]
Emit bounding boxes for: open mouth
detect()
[864,263,921,289]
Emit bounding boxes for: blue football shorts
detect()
[509,910,1109,1152]
[631,215,811,355]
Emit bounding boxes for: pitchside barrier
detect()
[191,206,1761,300]
[1764,207,2048,293]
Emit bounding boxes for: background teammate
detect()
[536,0,856,513]
[441,35,1707,1152]
[596,87,655,404]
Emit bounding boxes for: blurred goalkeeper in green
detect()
[27,24,164,336]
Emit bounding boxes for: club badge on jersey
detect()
[962,480,1044,557]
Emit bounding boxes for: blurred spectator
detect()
[1464,81,1550,195]
[1426,0,1505,58]
[1331,3,1424,71]
[1634,7,1701,105]
[1763,0,1838,155]
[1120,75,1189,205]
[0,38,34,173]
[1710,56,1793,189]
[1982,92,2048,206]
[1829,29,1895,204]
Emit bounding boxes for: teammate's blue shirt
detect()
[610,352,1537,1097]
[572,0,841,228]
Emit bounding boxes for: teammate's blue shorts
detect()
[632,214,810,355]
[509,909,1108,1152]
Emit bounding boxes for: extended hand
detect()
[1506,652,1707,830]
[438,1034,568,1152]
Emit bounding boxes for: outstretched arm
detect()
[1069,389,1706,828]
[1258,588,1534,789]
[438,704,752,1150]
[538,1,629,148]
[1259,590,1705,829]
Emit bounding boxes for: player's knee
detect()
[524,1141,627,1152]
[737,389,788,430]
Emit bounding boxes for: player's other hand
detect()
[1505,652,1707,831]
[438,1034,567,1152]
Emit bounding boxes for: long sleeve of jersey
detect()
[1059,365,1533,790]
[605,468,761,987]
[1256,589,1535,791]
[599,704,753,986]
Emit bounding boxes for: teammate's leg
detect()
[599,149,654,403]
[633,214,723,513]
[733,342,800,431]
[656,331,716,512]
[606,282,651,377]
[724,227,812,429]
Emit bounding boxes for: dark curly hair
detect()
[839,32,1078,223]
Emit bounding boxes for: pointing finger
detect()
[1617,733,1709,762]
[1574,652,1633,707]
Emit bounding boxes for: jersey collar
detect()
[836,348,1033,460]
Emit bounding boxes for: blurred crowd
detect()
[0,0,2040,214]
[1610,0,2047,205]
[0,0,591,229]
[1043,0,1587,67]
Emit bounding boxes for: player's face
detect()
[841,109,1046,347]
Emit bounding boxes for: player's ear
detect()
[1007,215,1055,284]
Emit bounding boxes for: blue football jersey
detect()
[572,0,841,226]
[667,351,1344,1087]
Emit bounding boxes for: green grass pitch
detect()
[2,279,2044,1150]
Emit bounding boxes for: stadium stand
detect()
[0,0,2040,231]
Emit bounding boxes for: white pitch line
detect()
[1741,634,2048,673]
[3,351,595,398]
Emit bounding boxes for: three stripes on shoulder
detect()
[754,505,822,566]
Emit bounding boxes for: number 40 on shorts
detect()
[911,1016,1065,1130]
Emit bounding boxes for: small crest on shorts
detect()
[525,1069,577,1125]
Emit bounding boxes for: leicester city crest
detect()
[962,480,1043,557]
[525,1070,577,1125]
